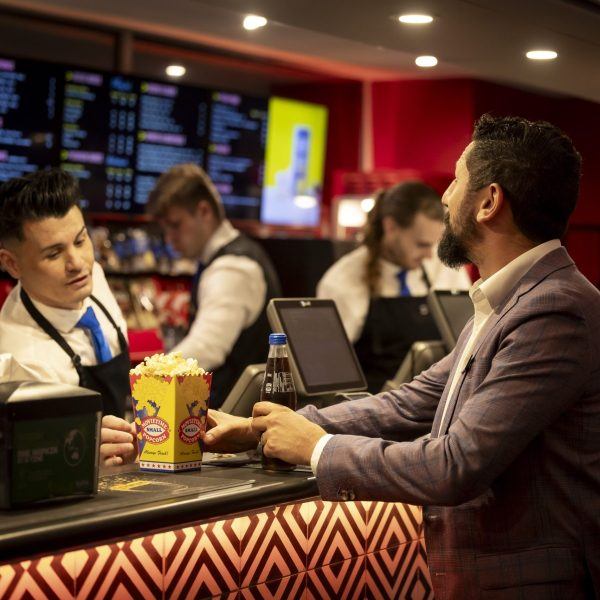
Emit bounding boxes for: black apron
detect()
[354,268,440,393]
[20,289,131,417]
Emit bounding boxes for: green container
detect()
[0,381,102,508]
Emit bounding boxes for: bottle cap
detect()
[269,333,287,345]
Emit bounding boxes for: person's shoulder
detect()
[317,246,367,296]
[0,283,20,320]
[325,246,367,276]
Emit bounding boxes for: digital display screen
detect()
[206,91,267,221]
[432,291,473,345]
[134,79,210,210]
[276,301,365,394]
[0,55,328,224]
[59,70,138,212]
[0,57,59,181]
[261,97,328,227]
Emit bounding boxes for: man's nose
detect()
[66,247,85,271]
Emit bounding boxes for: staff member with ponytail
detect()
[317,181,470,392]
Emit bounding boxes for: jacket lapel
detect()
[432,247,574,437]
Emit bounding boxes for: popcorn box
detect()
[130,369,211,472]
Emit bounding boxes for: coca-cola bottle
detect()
[260,333,297,471]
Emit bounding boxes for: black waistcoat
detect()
[192,235,281,408]
[354,269,440,393]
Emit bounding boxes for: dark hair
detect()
[363,181,443,296]
[468,114,582,243]
[0,169,81,243]
[146,163,224,220]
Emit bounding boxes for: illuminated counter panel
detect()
[0,466,433,599]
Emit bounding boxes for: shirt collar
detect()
[477,239,561,311]
[200,219,239,264]
[20,282,92,334]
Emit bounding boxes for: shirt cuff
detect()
[310,433,334,476]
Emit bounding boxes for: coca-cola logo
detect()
[179,416,203,444]
[141,417,170,444]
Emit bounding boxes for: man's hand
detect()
[251,402,326,466]
[201,409,260,453]
[100,415,137,467]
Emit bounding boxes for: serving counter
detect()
[0,462,433,599]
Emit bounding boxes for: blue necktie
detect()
[397,270,411,297]
[76,306,113,363]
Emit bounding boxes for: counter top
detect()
[0,462,319,563]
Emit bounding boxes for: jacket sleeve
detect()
[312,306,592,504]
[298,345,456,442]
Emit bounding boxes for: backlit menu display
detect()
[0,54,295,221]
[0,57,59,181]
[206,91,267,220]
[134,80,210,208]
[59,70,137,212]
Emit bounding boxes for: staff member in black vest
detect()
[318,182,471,392]
[147,164,281,407]
[0,170,130,417]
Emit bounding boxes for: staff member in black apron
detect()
[0,169,130,416]
[318,181,471,392]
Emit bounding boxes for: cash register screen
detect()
[428,290,473,348]
[267,299,367,395]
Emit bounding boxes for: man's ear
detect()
[475,183,505,225]
[0,246,21,279]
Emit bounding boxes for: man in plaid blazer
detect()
[247,115,599,598]
[103,114,599,597]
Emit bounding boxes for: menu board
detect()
[206,91,268,220]
[0,55,327,224]
[59,71,137,212]
[0,57,59,181]
[134,80,210,209]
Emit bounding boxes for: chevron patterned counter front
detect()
[0,499,433,599]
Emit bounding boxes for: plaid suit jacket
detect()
[299,247,600,598]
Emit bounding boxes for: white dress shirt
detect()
[0,262,127,386]
[173,220,267,371]
[317,245,472,343]
[311,239,562,474]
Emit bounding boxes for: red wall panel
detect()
[371,79,474,175]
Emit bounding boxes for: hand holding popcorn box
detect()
[130,352,211,472]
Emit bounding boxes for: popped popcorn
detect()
[130,351,205,377]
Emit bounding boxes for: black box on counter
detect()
[0,381,102,508]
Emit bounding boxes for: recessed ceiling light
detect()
[415,55,438,68]
[165,65,186,77]
[243,14,268,30]
[399,14,433,24]
[526,50,558,60]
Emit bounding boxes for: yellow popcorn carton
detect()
[129,352,211,472]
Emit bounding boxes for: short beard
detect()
[438,212,477,268]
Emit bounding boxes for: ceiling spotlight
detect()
[415,55,438,68]
[399,14,433,24]
[526,50,558,60]
[243,14,268,30]
[165,65,186,77]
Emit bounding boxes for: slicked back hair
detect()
[0,169,81,243]
[146,163,225,221]
[467,114,582,243]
